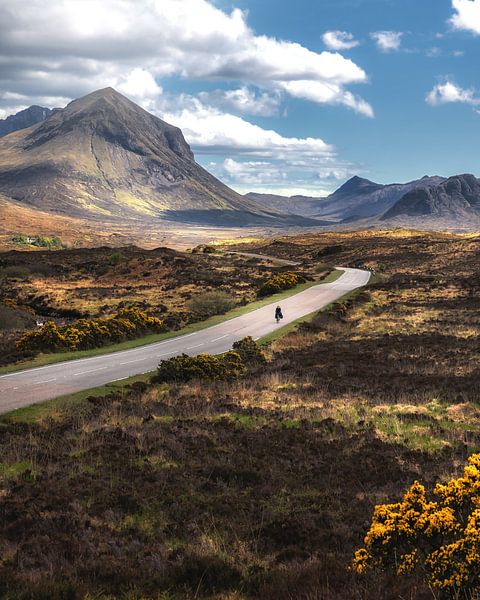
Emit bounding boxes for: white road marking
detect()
[34,378,56,385]
[119,358,147,365]
[186,344,204,350]
[211,334,228,342]
[73,367,108,377]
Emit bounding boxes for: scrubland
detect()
[0,229,479,599]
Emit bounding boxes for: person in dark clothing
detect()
[275,306,283,323]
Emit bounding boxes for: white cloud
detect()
[197,87,281,117]
[322,30,360,51]
[450,0,480,35]
[116,68,163,104]
[280,80,374,117]
[370,31,403,52]
[157,95,357,195]
[161,97,335,157]
[426,79,480,106]
[0,0,371,117]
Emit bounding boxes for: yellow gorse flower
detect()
[353,454,480,594]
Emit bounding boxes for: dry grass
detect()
[1,229,480,598]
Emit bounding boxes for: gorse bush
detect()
[257,271,306,297]
[187,290,236,319]
[354,453,480,596]
[153,337,265,383]
[153,351,245,383]
[232,336,266,365]
[17,308,164,353]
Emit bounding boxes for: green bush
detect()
[232,336,266,365]
[153,351,245,383]
[257,271,306,297]
[11,234,63,249]
[108,251,123,266]
[17,308,165,354]
[187,291,236,319]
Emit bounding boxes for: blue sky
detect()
[1,0,480,196]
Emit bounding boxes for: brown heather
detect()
[0,229,479,599]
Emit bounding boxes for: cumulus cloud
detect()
[0,0,371,117]
[156,95,356,195]
[197,87,281,117]
[370,31,403,52]
[450,0,480,35]
[426,79,480,106]
[160,97,335,157]
[322,30,360,51]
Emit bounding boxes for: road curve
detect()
[0,268,370,414]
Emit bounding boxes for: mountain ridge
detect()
[0,105,52,137]
[0,88,315,227]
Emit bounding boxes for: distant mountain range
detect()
[248,173,480,229]
[0,88,314,227]
[0,105,53,137]
[1,90,480,233]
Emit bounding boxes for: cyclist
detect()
[275,306,283,323]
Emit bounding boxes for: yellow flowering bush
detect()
[257,271,306,297]
[354,454,480,595]
[17,308,164,353]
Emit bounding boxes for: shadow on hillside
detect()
[159,208,323,227]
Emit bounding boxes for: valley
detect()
[0,229,479,599]
[2,0,480,597]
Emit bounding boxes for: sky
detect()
[0,0,480,196]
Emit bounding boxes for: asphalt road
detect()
[0,267,370,414]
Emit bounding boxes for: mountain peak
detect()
[25,87,195,162]
[332,175,382,196]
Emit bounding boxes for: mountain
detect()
[382,174,480,221]
[0,105,52,137]
[245,192,331,222]
[315,175,446,221]
[0,88,315,227]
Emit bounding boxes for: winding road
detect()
[0,267,370,414]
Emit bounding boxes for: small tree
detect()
[354,453,480,597]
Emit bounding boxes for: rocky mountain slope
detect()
[247,175,447,223]
[0,105,52,137]
[382,174,480,221]
[315,175,446,221]
[0,88,314,227]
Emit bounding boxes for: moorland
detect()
[0,229,479,599]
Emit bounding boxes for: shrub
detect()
[353,453,480,596]
[11,234,63,249]
[187,291,236,319]
[232,336,266,365]
[153,351,245,383]
[257,271,306,297]
[16,308,165,354]
[108,251,123,266]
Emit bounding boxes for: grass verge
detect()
[0,373,152,424]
